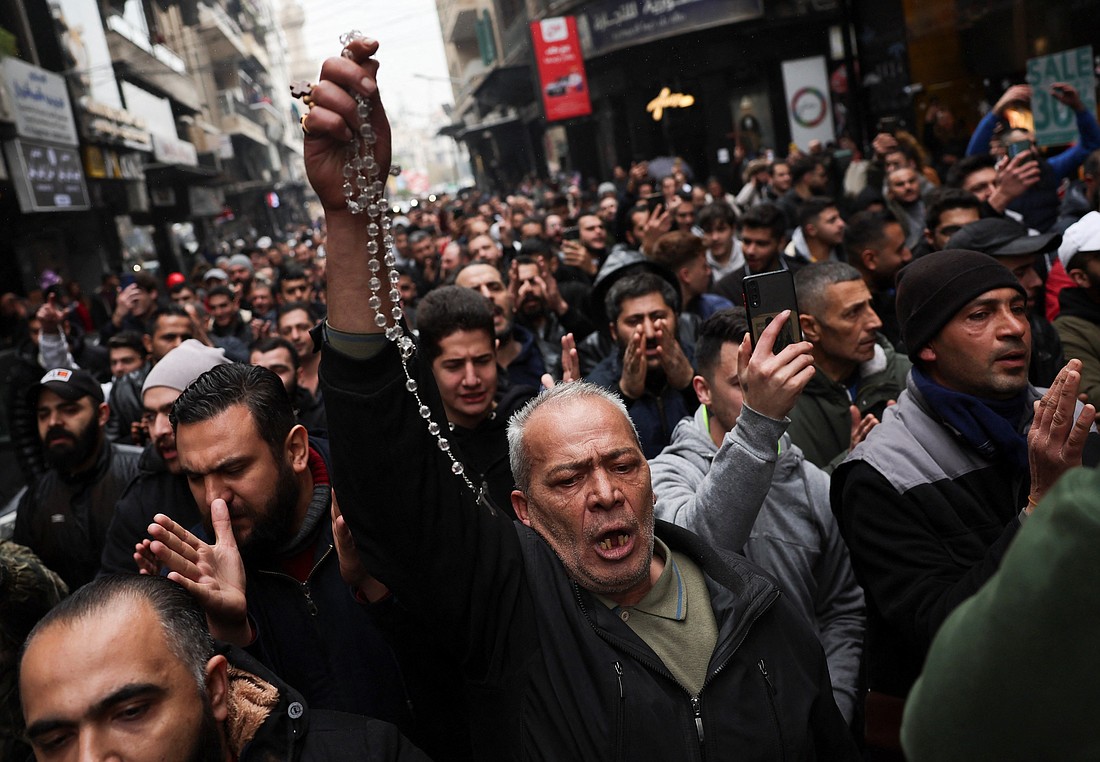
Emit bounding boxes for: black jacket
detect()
[14,440,142,589]
[322,340,857,760]
[105,364,150,445]
[218,643,429,762]
[98,443,201,575]
[831,375,1034,697]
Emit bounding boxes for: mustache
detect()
[45,426,74,444]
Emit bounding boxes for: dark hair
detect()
[739,203,786,240]
[798,196,839,229]
[276,266,309,290]
[519,237,551,259]
[452,261,508,286]
[769,160,790,176]
[408,230,432,246]
[924,187,981,232]
[694,308,749,380]
[169,281,195,296]
[277,300,320,323]
[1084,148,1100,181]
[134,272,158,293]
[649,230,705,273]
[147,304,191,335]
[789,155,823,185]
[23,574,214,689]
[945,153,996,189]
[171,363,296,461]
[416,285,495,362]
[206,284,235,301]
[249,336,300,371]
[605,271,680,323]
[843,210,901,263]
[107,330,148,358]
[697,201,738,232]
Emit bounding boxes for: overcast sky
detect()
[278,0,455,124]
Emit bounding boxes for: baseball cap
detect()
[946,218,1060,258]
[1057,211,1100,271]
[203,268,228,282]
[35,368,104,404]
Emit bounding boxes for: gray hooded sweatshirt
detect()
[650,404,865,723]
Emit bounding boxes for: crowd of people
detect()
[3,35,1100,761]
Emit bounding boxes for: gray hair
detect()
[507,382,639,492]
[794,261,863,320]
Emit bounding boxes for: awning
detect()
[456,114,522,140]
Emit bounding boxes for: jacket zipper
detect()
[758,659,786,760]
[257,545,334,616]
[614,661,625,762]
[573,581,779,760]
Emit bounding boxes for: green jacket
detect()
[787,335,910,471]
[901,466,1100,761]
[1054,312,1100,404]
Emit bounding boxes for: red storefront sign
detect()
[530,17,592,122]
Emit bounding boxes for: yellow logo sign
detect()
[647,88,695,121]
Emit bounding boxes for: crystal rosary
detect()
[337,31,486,505]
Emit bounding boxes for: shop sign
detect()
[1027,46,1097,147]
[152,133,199,167]
[3,138,91,212]
[1,58,79,146]
[578,0,762,58]
[646,87,694,120]
[83,145,146,180]
[531,17,592,122]
[781,56,835,151]
[80,98,153,152]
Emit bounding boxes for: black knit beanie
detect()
[896,249,1025,362]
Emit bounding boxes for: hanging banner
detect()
[531,17,592,123]
[1026,46,1097,147]
[781,56,835,151]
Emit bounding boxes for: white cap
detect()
[1058,211,1100,271]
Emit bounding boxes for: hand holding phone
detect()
[743,270,804,354]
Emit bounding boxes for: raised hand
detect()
[736,310,815,420]
[848,405,880,451]
[1027,359,1096,511]
[302,36,392,214]
[994,84,1032,116]
[147,498,250,645]
[619,326,648,399]
[655,317,694,391]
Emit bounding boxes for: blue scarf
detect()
[912,367,1030,469]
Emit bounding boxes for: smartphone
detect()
[876,116,901,136]
[562,226,580,241]
[743,270,803,354]
[1006,139,1034,162]
[644,193,666,215]
[120,274,137,289]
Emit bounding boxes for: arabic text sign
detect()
[1026,46,1097,147]
[531,17,593,123]
[4,139,91,213]
[1,58,79,146]
[578,0,762,58]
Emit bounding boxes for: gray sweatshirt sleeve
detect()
[38,329,79,370]
[802,461,865,725]
[652,404,786,552]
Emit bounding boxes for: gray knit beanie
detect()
[142,339,231,395]
[896,249,1024,362]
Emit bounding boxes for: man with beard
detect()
[99,340,230,575]
[783,196,847,272]
[454,262,547,388]
[278,301,324,405]
[587,271,697,457]
[14,368,141,588]
[20,574,429,761]
[886,167,927,252]
[714,203,789,307]
[142,363,423,747]
[511,253,595,378]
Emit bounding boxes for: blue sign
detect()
[577,0,763,58]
